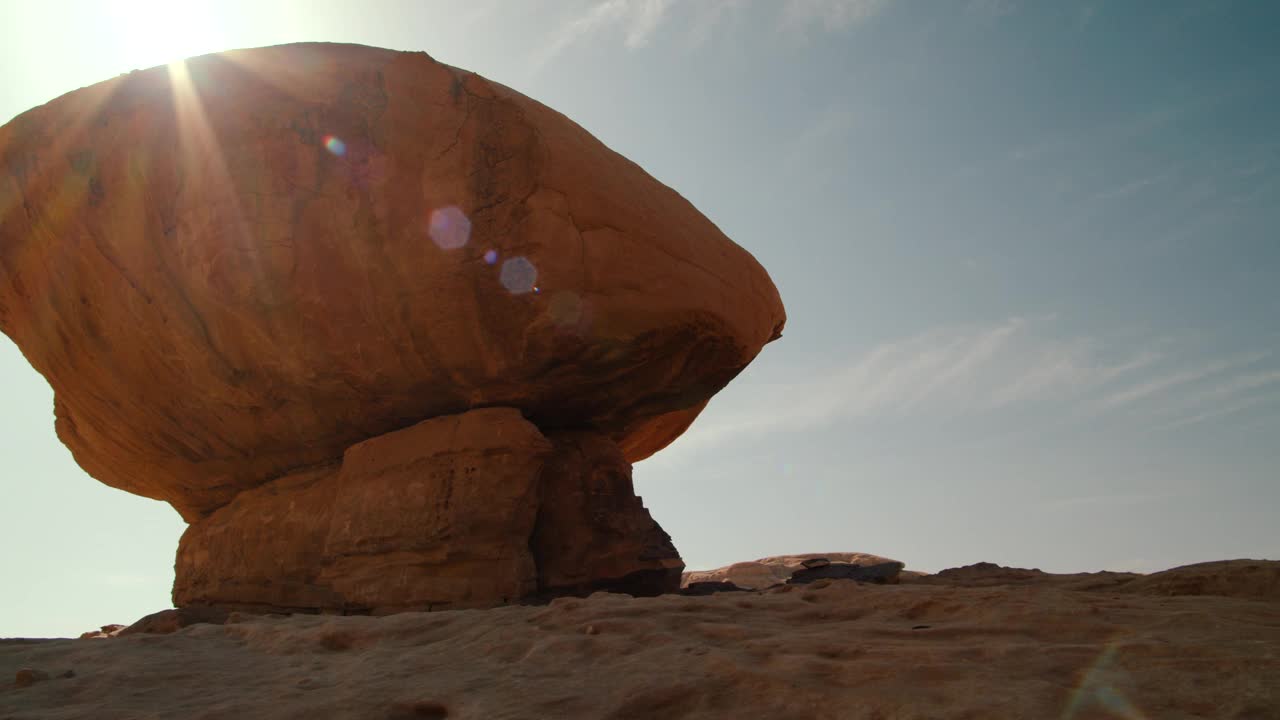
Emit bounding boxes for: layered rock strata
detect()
[174,408,682,612]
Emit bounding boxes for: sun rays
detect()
[164,56,285,316]
[111,0,228,71]
[0,75,125,282]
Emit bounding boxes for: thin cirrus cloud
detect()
[531,0,675,70]
[652,317,1278,458]
[1144,369,1280,433]
[1094,352,1267,411]
[532,0,890,69]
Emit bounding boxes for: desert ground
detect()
[4,558,1278,719]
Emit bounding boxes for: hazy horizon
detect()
[2,0,1277,637]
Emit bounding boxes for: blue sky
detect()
[2,0,1277,637]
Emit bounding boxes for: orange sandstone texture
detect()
[174,409,681,612]
[5,561,1280,719]
[0,42,784,521]
[0,42,785,610]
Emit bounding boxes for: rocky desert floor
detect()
[4,559,1279,720]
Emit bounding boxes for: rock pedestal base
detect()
[173,408,682,613]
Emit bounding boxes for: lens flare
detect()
[338,137,387,188]
[322,135,346,156]
[1061,643,1149,720]
[500,257,538,294]
[483,249,498,265]
[428,206,471,250]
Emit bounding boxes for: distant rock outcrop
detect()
[911,558,1280,600]
[786,560,905,585]
[682,553,904,590]
[117,607,232,636]
[0,43,784,612]
[76,625,125,640]
[1116,559,1280,601]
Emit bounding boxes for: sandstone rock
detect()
[174,408,550,612]
[679,581,749,596]
[173,408,682,612]
[785,560,904,585]
[6,573,1279,718]
[682,552,902,590]
[530,431,683,599]
[77,623,126,639]
[914,560,1280,600]
[1117,559,1280,601]
[916,562,1145,592]
[927,561,1050,586]
[387,701,450,720]
[0,42,785,522]
[13,668,48,688]
[119,606,231,635]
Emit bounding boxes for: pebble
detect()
[14,668,50,688]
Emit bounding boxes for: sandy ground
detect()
[4,567,1279,720]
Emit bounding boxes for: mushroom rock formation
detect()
[0,43,784,611]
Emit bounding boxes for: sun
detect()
[111,0,229,71]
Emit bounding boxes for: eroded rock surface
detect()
[786,560,905,585]
[117,608,230,636]
[0,42,785,521]
[907,558,1280,600]
[1117,559,1280,601]
[531,431,683,599]
[174,408,681,612]
[682,553,903,590]
[5,574,1278,718]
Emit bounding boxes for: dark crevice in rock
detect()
[526,429,683,603]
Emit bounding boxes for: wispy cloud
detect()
[984,344,1161,410]
[620,0,675,46]
[532,0,676,69]
[650,318,1280,458]
[1179,368,1280,407]
[1150,395,1274,434]
[533,0,892,69]
[1146,369,1280,433]
[1096,352,1265,410]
